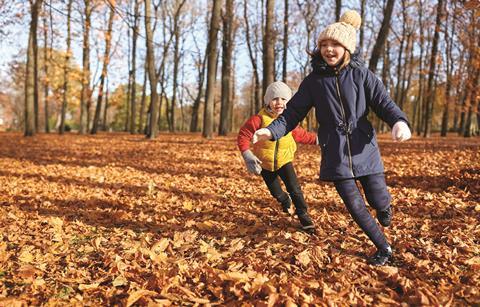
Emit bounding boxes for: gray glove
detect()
[241,150,262,175]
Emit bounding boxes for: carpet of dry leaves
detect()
[0,131,479,306]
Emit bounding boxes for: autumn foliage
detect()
[0,132,479,305]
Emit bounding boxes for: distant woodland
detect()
[0,0,479,138]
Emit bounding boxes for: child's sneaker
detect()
[367,246,393,266]
[297,213,316,234]
[377,207,392,227]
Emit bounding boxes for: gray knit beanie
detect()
[263,81,292,107]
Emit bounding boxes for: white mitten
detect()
[252,128,272,144]
[391,121,411,142]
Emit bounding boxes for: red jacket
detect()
[237,114,317,152]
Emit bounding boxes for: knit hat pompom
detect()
[339,10,361,30]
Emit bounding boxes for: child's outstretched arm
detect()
[237,115,263,174]
[292,125,318,145]
[364,70,411,141]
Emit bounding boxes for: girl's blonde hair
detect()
[338,51,351,70]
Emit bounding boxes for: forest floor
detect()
[0,132,479,306]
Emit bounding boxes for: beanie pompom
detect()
[340,10,361,30]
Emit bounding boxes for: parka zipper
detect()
[334,70,355,177]
[273,140,279,170]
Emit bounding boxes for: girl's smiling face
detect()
[320,39,346,66]
[268,97,288,116]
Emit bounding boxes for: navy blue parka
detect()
[267,53,409,181]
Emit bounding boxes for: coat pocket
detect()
[357,120,377,147]
[318,130,330,165]
[318,130,330,148]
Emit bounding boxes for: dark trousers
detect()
[261,162,308,215]
[334,173,391,250]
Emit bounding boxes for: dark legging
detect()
[261,162,308,215]
[334,173,391,250]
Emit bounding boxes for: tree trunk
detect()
[394,0,407,109]
[125,26,132,132]
[158,4,174,131]
[441,2,454,136]
[452,51,466,132]
[458,90,468,136]
[463,69,480,137]
[138,62,147,133]
[282,0,288,82]
[79,0,92,134]
[102,79,109,131]
[262,0,275,93]
[202,0,221,138]
[335,0,342,21]
[144,0,159,139]
[359,0,366,51]
[42,3,50,133]
[399,32,414,110]
[413,0,425,135]
[219,0,234,136]
[59,0,72,135]
[25,0,43,136]
[377,40,390,133]
[464,70,480,137]
[129,0,140,134]
[33,2,40,133]
[462,10,480,137]
[170,30,180,133]
[170,0,187,132]
[230,56,236,129]
[91,1,114,134]
[244,1,261,114]
[189,39,207,133]
[368,0,395,73]
[423,0,443,138]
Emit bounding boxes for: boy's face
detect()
[268,97,287,115]
[320,39,346,66]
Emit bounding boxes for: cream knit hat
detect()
[317,10,362,54]
[263,81,292,107]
